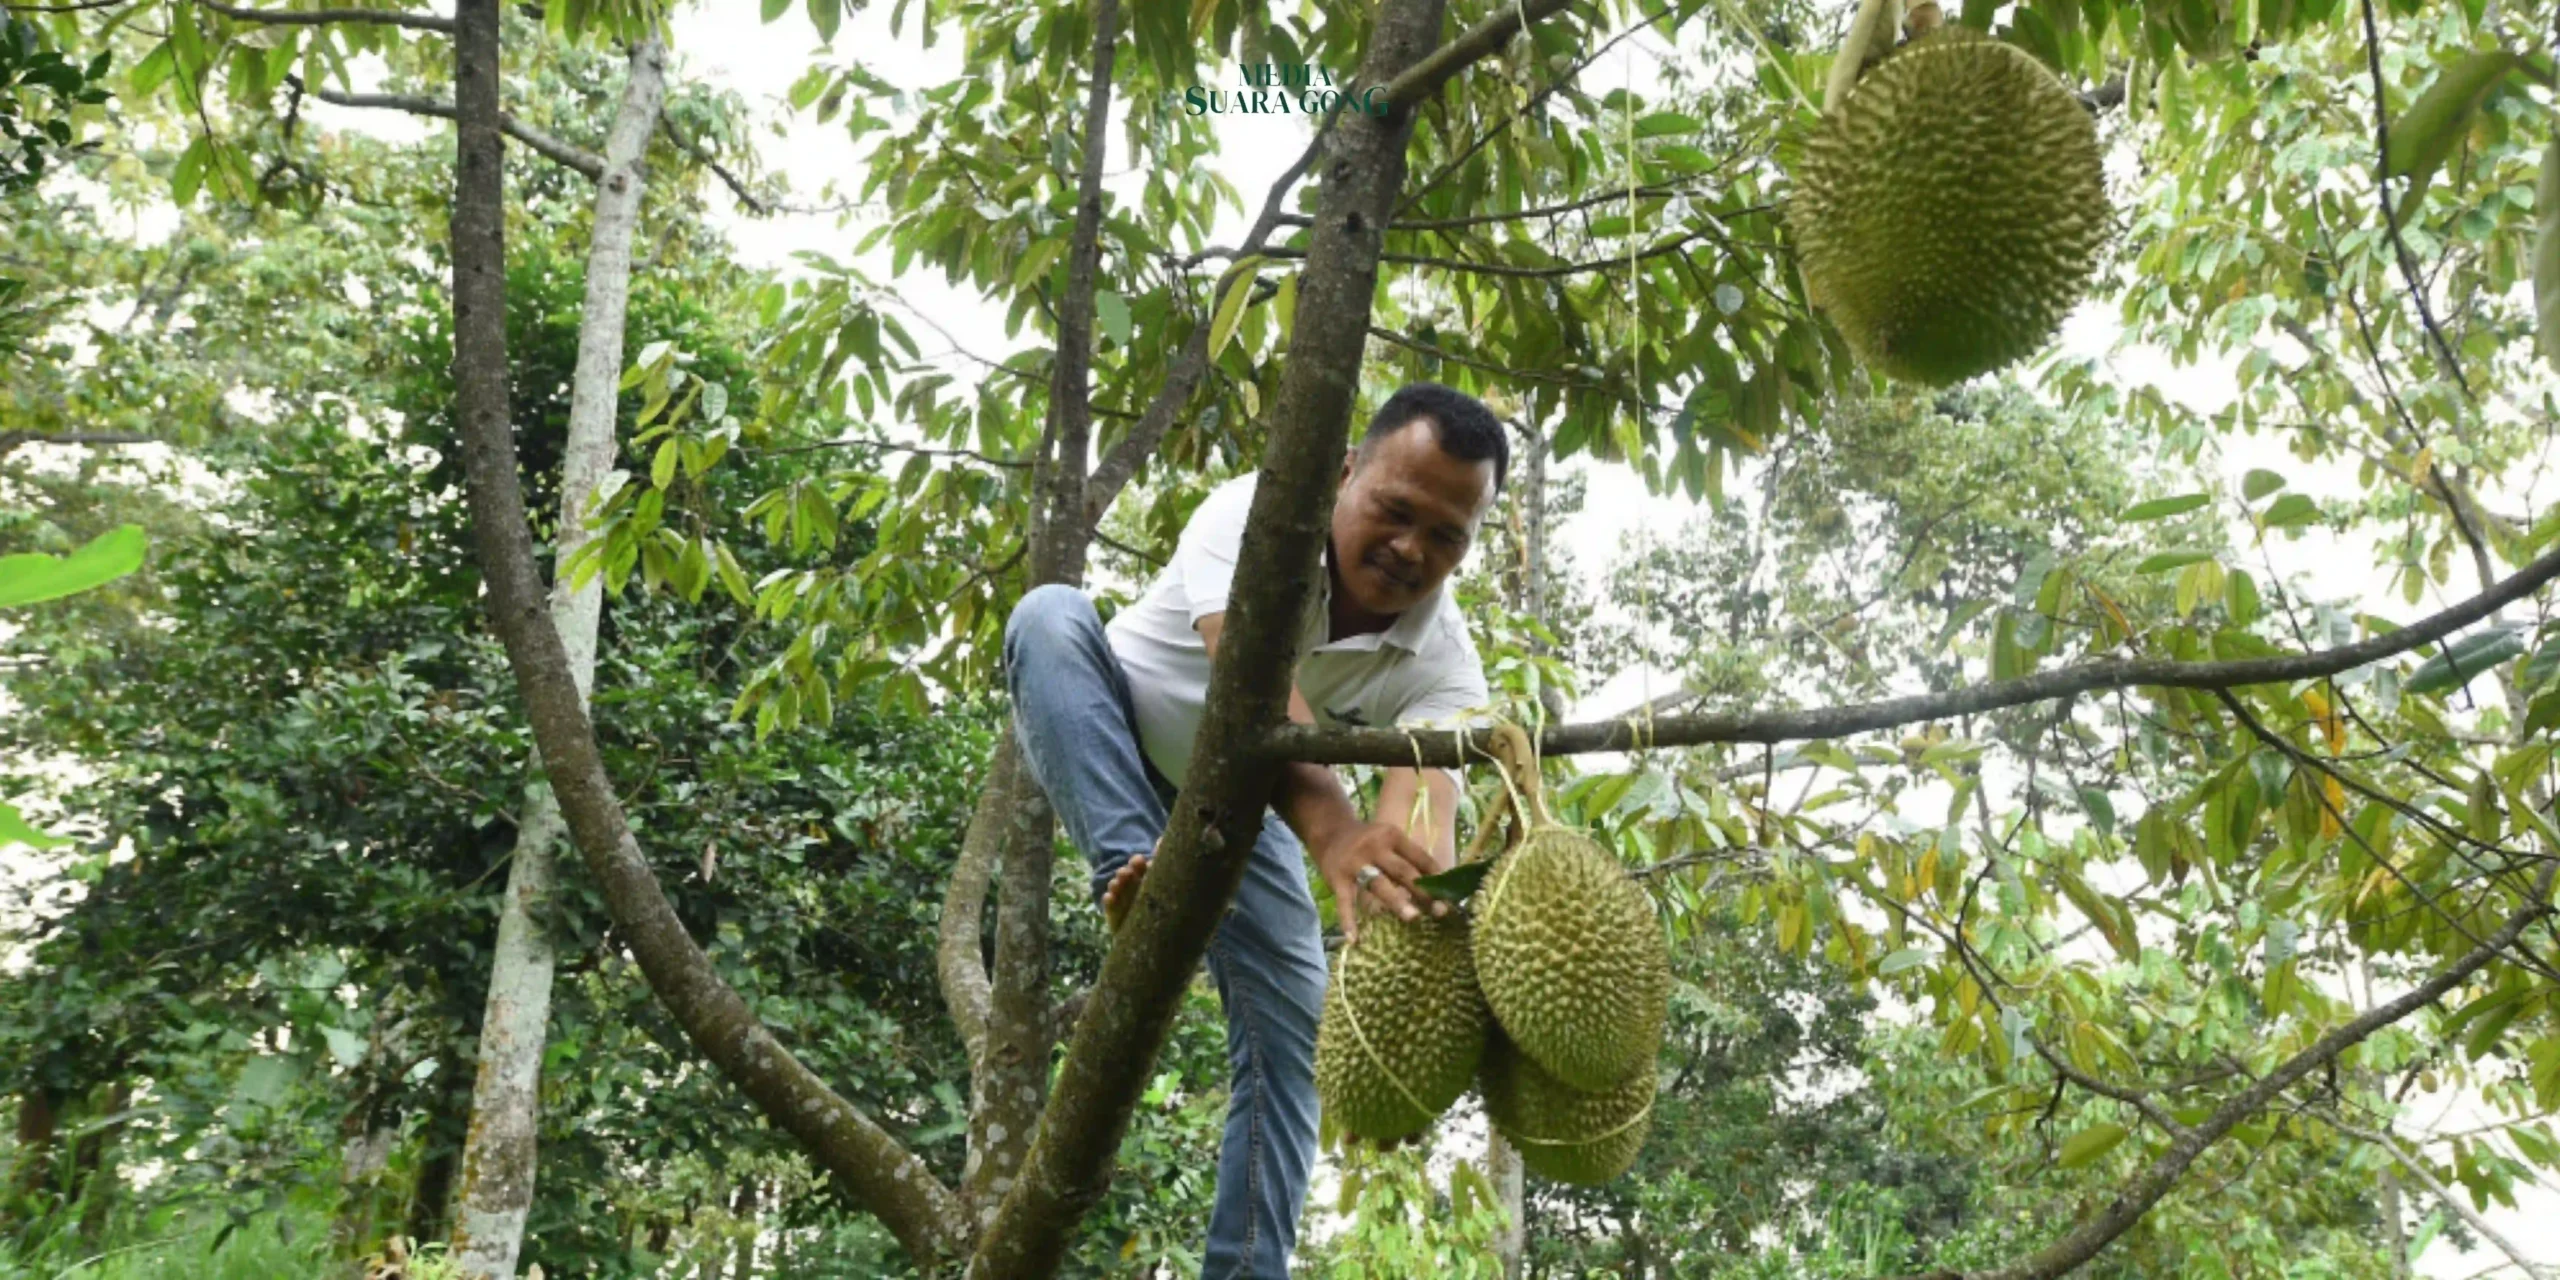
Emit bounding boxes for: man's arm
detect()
[1194,611,1441,940]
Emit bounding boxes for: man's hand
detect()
[1312,818,1446,944]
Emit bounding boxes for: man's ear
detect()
[1339,447,1357,485]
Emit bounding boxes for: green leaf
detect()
[2078,787,2116,837]
[0,524,146,607]
[2122,493,2210,521]
[2136,549,2213,574]
[1632,111,1700,137]
[2386,51,2521,220]
[1095,289,1131,348]
[1416,859,1494,905]
[2227,569,2261,628]
[321,1026,367,1070]
[651,438,679,490]
[761,0,790,19]
[0,799,68,850]
[2261,493,2321,528]
[806,0,841,42]
[1206,256,1262,362]
[2242,469,2287,500]
[2407,625,2528,696]
[1876,948,1929,975]
[171,133,208,205]
[2522,634,2560,691]
[2058,1121,2129,1168]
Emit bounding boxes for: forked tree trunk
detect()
[446,35,667,1280]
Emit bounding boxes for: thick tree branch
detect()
[441,0,965,1264]
[965,1,1449,1272]
[304,85,603,179]
[199,0,453,31]
[936,738,1011,1062]
[1271,539,2560,765]
[1376,0,1578,111]
[960,0,1122,1214]
[1886,862,2555,1280]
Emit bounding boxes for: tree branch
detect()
[1376,0,1579,111]
[2320,1111,2554,1280]
[1260,228,1708,278]
[657,117,772,216]
[440,0,965,1264]
[1084,107,1345,524]
[962,0,1122,1216]
[966,1,1449,1272]
[304,85,603,179]
[1270,539,2560,765]
[199,0,453,31]
[1885,862,2556,1280]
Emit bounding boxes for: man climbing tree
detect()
[1000,380,1507,1277]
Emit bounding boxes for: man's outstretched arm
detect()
[1195,611,1442,941]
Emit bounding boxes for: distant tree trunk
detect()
[1487,1132,1526,1278]
[406,1068,473,1246]
[732,1180,759,1278]
[70,1081,128,1243]
[447,34,666,1280]
[5,1083,58,1222]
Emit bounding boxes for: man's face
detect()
[1330,417,1498,618]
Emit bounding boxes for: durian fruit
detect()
[1479,1029,1656,1186]
[1787,26,2111,386]
[1313,911,1489,1144]
[1471,824,1671,1092]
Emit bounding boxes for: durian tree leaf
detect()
[2535,136,2560,376]
[2261,493,2322,528]
[2406,625,2528,696]
[2242,469,2287,500]
[1206,255,1263,362]
[0,799,69,850]
[2135,549,2213,573]
[2520,633,2560,691]
[1416,859,1494,904]
[2058,1121,2130,1168]
[0,523,146,607]
[2384,50,2520,221]
[1632,111,1700,137]
[2122,492,2209,521]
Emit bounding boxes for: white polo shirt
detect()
[1104,473,1493,789]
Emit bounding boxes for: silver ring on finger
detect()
[1354,864,1383,896]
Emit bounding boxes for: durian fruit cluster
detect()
[1786,12,2112,386]
[1313,757,1671,1186]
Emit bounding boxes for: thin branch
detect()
[1884,863,2558,1280]
[1398,3,1676,215]
[1085,106,1345,523]
[1275,540,2560,766]
[303,84,603,179]
[756,435,1028,468]
[0,431,156,457]
[657,117,772,216]
[1295,181,1743,232]
[1259,228,1708,279]
[2319,1111,2553,1279]
[2355,0,2476,403]
[199,0,453,31]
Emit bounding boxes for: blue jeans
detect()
[1003,584,1328,1280]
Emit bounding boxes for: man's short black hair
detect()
[1357,381,1509,495]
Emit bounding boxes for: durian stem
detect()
[1487,722,1554,828]
[1821,0,1903,114]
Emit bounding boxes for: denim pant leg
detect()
[1199,811,1329,1280]
[1002,584,1327,1277]
[1002,584,1168,903]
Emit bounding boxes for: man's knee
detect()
[1005,583,1095,667]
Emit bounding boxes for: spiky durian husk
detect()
[1471,825,1670,1092]
[1479,1029,1656,1186]
[1314,911,1489,1143]
[1787,28,2111,386]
